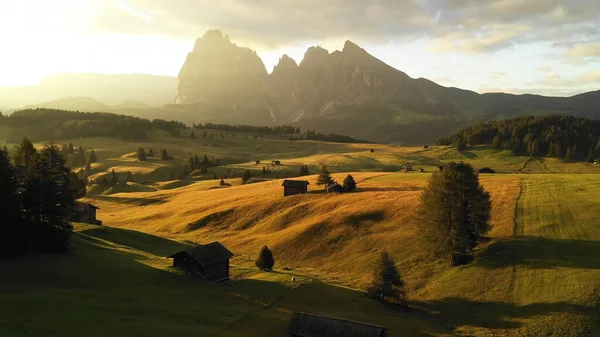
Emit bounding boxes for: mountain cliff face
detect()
[175,30,600,144]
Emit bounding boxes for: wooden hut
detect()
[282,180,310,196]
[272,160,281,165]
[284,312,388,337]
[70,201,102,225]
[168,242,234,282]
[325,182,345,193]
[402,164,413,173]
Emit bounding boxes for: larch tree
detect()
[316,164,333,186]
[367,251,405,303]
[255,245,275,271]
[417,162,491,267]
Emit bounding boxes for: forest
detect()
[438,115,600,162]
[0,109,185,142]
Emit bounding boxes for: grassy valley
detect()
[1,123,600,336]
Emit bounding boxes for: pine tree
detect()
[193,155,200,170]
[148,148,154,158]
[299,165,310,176]
[0,146,26,258]
[89,150,98,163]
[242,170,252,184]
[76,147,85,167]
[587,147,595,163]
[69,171,86,199]
[170,171,175,180]
[367,251,405,303]
[190,131,195,139]
[60,144,69,159]
[316,165,333,186]
[126,171,135,183]
[220,179,226,186]
[68,143,74,154]
[137,148,147,161]
[343,174,357,192]
[202,155,210,167]
[418,162,491,267]
[109,169,119,186]
[200,166,208,174]
[255,245,275,271]
[492,136,502,149]
[565,147,573,161]
[34,144,74,253]
[161,149,170,160]
[84,160,92,175]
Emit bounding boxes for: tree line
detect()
[193,123,300,135]
[0,109,186,142]
[437,115,600,162]
[1,138,75,258]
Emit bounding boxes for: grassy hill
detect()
[2,130,600,336]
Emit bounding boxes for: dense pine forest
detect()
[0,139,77,258]
[438,115,600,162]
[0,109,185,142]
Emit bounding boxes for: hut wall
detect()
[204,259,229,281]
[284,186,306,196]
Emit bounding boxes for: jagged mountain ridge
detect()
[174,30,600,144]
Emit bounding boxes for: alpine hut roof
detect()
[75,201,99,209]
[282,180,310,187]
[168,242,233,266]
[285,312,387,337]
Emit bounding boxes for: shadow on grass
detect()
[77,226,191,257]
[477,236,600,270]
[86,195,166,206]
[356,187,423,192]
[410,297,600,332]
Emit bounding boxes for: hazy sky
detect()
[1,0,599,96]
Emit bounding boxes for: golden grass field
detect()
[2,129,600,336]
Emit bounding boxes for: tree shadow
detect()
[86,195,166,206]
[477,236,600,270]
[76,226,190,257]
[356,187,423,192]
[410,297,600,332]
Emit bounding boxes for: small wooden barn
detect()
[325,182,345,193]
[402,164,413,173]
[70,201,102,225]
[282,180,310,196]
[272,160,282,165]
[168,242,234,282]
[284,312,388,337]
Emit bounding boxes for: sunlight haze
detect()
[0,0,599,96]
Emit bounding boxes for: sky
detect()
[0,0,599,96]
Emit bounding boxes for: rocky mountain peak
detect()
[342,40,365,54]
[272,54,298,74]
[300,46,330,67]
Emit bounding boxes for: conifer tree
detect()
[255,245,275,271]
[343,174,357,192]
[60,144,69,159]
[242,169,252,184]
[316,165,333,186]
[76,147,85,166]
[84,160,92,175]
[88,150,98,163]
[137,148,147,161]
[566,147,572,161]
[148,148,154,158]
[109,169,119,186]
[126,171,135,183]
[202,155,210,167]
[418,162,491,267]
[161,149,170,160]
[367,251,405,303]
[220,179,226,186]
[68,143,74,154]
[200,166,208,174]
[190,131,195,139]
[587,147,595,163]
[0,146,26,258]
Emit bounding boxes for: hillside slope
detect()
[78,172,600,335]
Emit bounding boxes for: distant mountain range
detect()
[172,30,600,143]
[3,30,599,144]
[0,73,176,112]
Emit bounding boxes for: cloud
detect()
[537,66,552,72]
[87,0,600,53]
[582,70,600,83]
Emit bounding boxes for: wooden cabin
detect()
[272,160,281,165]
[70,201,102,225]
[282,180,310,196]
[418,168,425,172]
[168,242,234,282]
[285,312,388,337]
[325,182,345,193]
[402,164,413,173]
